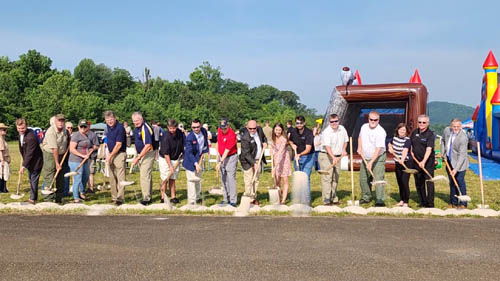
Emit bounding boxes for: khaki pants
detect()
[243,166,260,199]
[318,152,340,204]
[186,169,203,204]
[139,150,155,201]
[110,152,126,203]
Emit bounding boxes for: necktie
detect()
[448,134,454,160]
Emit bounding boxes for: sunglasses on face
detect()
[191,126,200,129]
[66,127,73,130]
[248,127,257,130]
[295,122,304,125]
[369,118,379,122]
[418,121,427,124]
[330,120,339,123]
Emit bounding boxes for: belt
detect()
[320,151,341,157]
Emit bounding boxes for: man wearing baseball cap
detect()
[215,118,238,206]
[41,114,69,203]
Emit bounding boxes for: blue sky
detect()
[2,0,499,113]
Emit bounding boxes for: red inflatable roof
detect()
[483,50,498,68]
[492,87,500,105]
[472,104,480,121]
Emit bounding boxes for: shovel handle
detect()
[47,148,70,191]
[359,154,375,178]
[443,157,461,195]
[292,146,300,170]
[74,149,94,173]
[251,148,265,184]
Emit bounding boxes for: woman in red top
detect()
[270,123,292,204]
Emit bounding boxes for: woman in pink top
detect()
[271,123,292,204]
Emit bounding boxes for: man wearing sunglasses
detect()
[410,114,436,208]
[357,111,387,206]
[288,115,315,203]
[239,119,267,205]
[183,119,209,204]
[319,114,348,205]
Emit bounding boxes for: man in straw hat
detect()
[410,114,436,208]
[40,114,69,203]
[16,118,43,204]
[0,122,11,193]
[183,119,209,205]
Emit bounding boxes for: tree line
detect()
[0,50,319,140]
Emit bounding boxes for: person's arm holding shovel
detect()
[216,149,230,172]
[132,143,151,167]
[418,147,433,169]
[254,142,267,172]
[106,141,122,166]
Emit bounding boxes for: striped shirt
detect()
[391,136,411,161]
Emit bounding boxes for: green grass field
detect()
[1,142,499,210]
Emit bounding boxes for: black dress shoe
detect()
[359,199,370,204]
[375,202,386,207]
[140,200,152,206]
[160,198,164,203]
[115,201,123,206]
[196,199,202,204]
[170,198,179,204]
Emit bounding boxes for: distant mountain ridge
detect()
[428,101,475,125]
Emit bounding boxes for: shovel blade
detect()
[41,189,54,195]
[403,169,418,174]
[237,195,252,214]
[209,188,223,195]
[292,171,309,205]
[268,188,280,204]
[119,181,134,187]
[64,171,78,178]
[455,195,471,202]
[10,193,24,200]
[347,200,359,206]
[317,170,330,175]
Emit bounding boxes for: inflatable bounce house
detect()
[323,68,428,171]
[471,50,500,162]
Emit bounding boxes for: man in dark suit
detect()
[16,118,43,204]
[239,120,267,205]
[183,119,209,205]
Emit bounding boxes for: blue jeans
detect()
[447,168,467,207]
[293,153,314,204]
[69,161,90,200]
[313,151,320,171]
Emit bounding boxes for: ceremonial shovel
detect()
[291,147,309,205]
[42,149,69,195]
[10,164,25,200]
[238,149,265,214]
[159,153,183,210]
[64,149,94,177]
[208,158,223,195]
[443,157,471,203]
[347,138,359,206]
[476,142,488,208]
[392,154,418,174]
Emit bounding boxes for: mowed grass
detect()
[1,142,500,210]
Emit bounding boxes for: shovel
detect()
[360,154,388,186]
[64,149,94,177]
[291,147,309,205]
[42,149,69,195]
[160,153,183,209]
[347,137,359,206]
[443,157,471,203]
[188,155,204,183]
[120,163,136,201]
[476,141,488,208]
[238,149,265,213]
[208,158,223,195]
[10,165,25,200]
[317,157,340,175]
[414,158,448,183]
[268,150,280,204]
[392,154,418,174]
